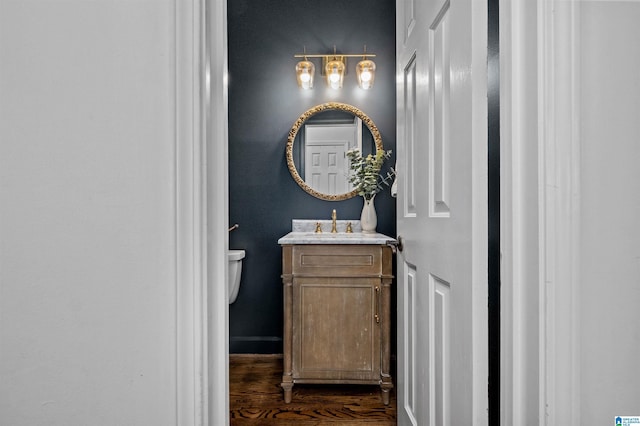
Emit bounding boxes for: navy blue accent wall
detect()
[228,0,397,353]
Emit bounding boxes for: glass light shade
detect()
[296,60,315,89]
[325,58,345,89]
[356,59,376,89]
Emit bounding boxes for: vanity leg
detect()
[281,380,293,403]
[380,274,394,406]
[281,260,294,404]
[380,377,393,406]
[381,387,391,406]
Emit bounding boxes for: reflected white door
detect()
[395,0,487,425]
[304,141,349,195]
[304,123,358,195]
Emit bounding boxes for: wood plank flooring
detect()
[230,354,397,425]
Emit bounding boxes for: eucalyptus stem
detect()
[346,148,395,200]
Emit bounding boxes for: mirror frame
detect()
[286,102,384,201]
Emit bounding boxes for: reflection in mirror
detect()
[294,110,375,195]
[286,103,383,201]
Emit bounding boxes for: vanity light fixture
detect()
[294,46,376,90]
[324,55,346,89]
[295,58,315,89]
[356,48,376,90]
[295,47,315,90]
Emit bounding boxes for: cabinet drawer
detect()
[291,245,383,276]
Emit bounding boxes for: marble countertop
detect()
[279,220,395,245]
[278,231,395,245]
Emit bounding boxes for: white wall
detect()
[579,2,640,423]
[0,1,201,424]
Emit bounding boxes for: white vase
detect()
[360,195,377,234]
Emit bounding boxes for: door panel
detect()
[294,278,379,380]
[396,0,487,425]
[430,4,451,216]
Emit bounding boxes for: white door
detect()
[304,141,349,194]
[395,0,487,425]
[304,123,358,195]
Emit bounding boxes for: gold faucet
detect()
[315,221,322,233]
[346,221,353,233]
[331,209,337,233]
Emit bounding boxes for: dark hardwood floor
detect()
[229,354,397,425]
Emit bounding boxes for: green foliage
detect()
[346,148,395,200]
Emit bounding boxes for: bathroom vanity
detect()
[278,224,395,405]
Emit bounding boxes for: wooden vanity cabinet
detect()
[280,244,394,405]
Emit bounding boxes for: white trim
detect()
[499,2,513,423]
[537,1,550,421]
[206,0,230,424]
[501,0,582,424]
[500,1,545,424]
[175,0,209,425]
[538,1,581,424]
[500,0,541,423]
[175,1,230,424]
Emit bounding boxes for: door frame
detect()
[180,0,229,425]
[207,0,494,424]
[200,0,589,424]
[500,0,582,424]
[206,0,230,425]
[204,0,587,423]
[174,0,216,425]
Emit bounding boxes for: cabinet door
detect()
[292,276,381,382]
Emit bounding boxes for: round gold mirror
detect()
[286,102,384,201]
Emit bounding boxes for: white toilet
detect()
[228,249,245,304]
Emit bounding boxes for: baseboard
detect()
[229,353,283,359]
[229,336,283,354]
